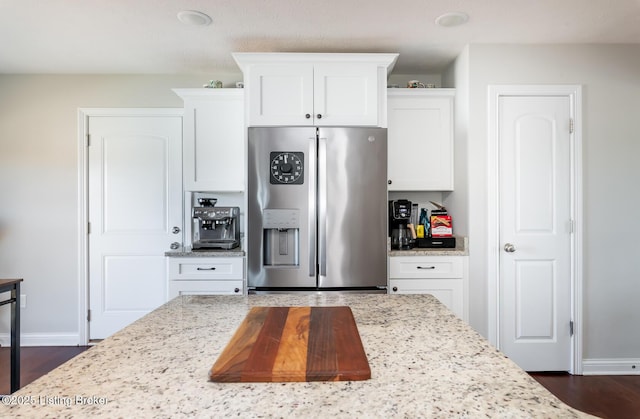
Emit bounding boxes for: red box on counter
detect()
[430,214,452,237]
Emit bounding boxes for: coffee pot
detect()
[389,199,413,250]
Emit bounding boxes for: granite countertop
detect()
[6,294,591,418]
[165,246,245,257]
[389,236,469,256]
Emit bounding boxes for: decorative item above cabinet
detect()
[387,88,455,191]
[173,89,245,192]
[232,52,398,127]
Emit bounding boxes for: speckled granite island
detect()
[6,294,591,418]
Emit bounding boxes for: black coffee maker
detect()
[389,199,412,250]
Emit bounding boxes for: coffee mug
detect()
[407,80,425,88]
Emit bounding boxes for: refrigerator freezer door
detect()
[318,127,388,288]
[247,127,317,288]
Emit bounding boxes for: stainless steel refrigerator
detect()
[247,126,387,292]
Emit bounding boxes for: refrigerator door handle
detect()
[318,134,327,276]
[308,135,317,277]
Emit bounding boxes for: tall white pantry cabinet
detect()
[386,88,467,321]
[170,89,246,297]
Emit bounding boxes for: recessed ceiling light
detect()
[435,12,469,27]
[177,10,212,26]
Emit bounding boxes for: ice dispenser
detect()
[262,209,300,266]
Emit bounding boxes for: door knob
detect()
[172,226,181,234]
[504,243,516,253]
[170,242,180,250]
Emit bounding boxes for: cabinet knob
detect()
[170,242,180,250]
[392,286,398,292]
[504,243,516,253]
[234,288,240,293]
[172,226,181,234]
[316,114,322,119]
[305,113,311,119]
[388,180,392,185]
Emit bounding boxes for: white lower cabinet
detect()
[389,255,468,320]
[167,257,244,298]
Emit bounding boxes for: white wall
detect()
[387,73,441,88]
[0,74,241,344]
[445,44,640,362]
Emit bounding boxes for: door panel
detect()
[103,255,166,310]
[499,96,572,371]
[89,115,182,340]
[515,261,554,338]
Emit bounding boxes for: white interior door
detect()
[88,114,182,340]
[498,95,573,371]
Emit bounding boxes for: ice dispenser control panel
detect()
[263,209,300,229]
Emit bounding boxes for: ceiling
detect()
[1,0,639,75]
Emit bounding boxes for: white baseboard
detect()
[0,332,82,347]
[582,358,640,375]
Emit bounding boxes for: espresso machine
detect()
[192,198,240,250]
[389,199,413,250]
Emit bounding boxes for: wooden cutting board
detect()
[209,306,371,382]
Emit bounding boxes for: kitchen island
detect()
[5,294,591,418]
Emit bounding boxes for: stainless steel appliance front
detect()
[247,127,387,290]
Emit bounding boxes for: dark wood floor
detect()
[530,372,640,419]
[0,346,90,395]
[2,347,640,417]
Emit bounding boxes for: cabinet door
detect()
[247,64,313,126]
[389,278,463,318]
[387,91,454,190]
[183,91,244,191]
[167,257,245,298]
[313,64,379,126]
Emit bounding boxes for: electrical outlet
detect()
[20,294,26,309]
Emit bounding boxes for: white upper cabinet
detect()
[173,89,245,191]
[234,53,398,127]
[387,89,455,191]
[246,63,314,126]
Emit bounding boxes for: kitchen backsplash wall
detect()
[388,190,445,223]
[185,191,245,249]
